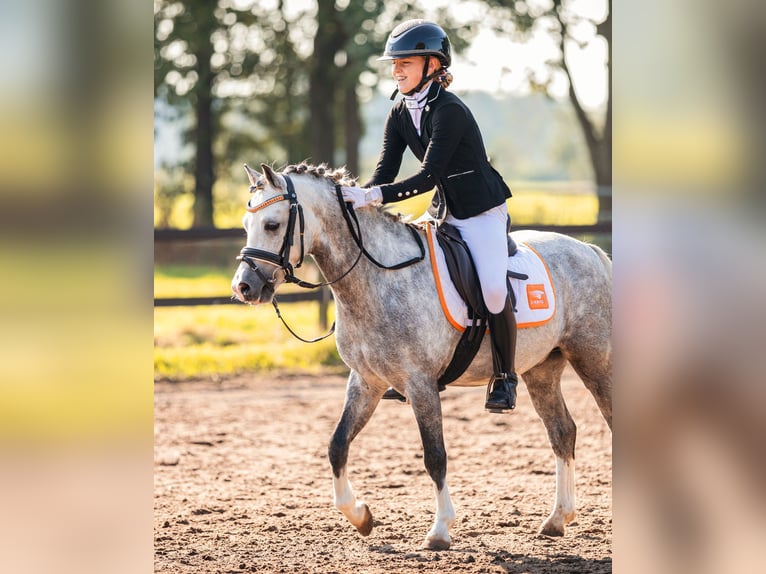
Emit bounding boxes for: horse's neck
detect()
[307,202,419,300]
[290,181,362,292]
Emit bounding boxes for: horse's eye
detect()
[264,221,280,232]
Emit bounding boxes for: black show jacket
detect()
[364,82,511,220]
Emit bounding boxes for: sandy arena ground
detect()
[154,367,612,573]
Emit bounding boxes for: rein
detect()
[332,184,426,271]
[237,174,426,343]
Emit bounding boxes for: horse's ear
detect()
[243,164,261,188]
[261,163,281,189]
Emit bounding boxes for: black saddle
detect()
[433,222,527,389]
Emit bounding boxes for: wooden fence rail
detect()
[155,223,609,327]
[153,223,611,242]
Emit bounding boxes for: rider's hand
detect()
[341,186,382,209]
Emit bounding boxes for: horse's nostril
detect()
[238,282,251,297]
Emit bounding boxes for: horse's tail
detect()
[588,243,612,281]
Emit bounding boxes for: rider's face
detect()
[391,56,436,94]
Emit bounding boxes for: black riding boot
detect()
[484,294,519,413]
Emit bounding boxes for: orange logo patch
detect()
[526,284,549,310]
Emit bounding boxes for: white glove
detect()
[341,186,382,209]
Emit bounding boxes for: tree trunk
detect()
[556,1,612,225]
[596,3,612,225]
[192,11,216,228]
[344,82,361,178]
[309,0,342,166]
[593,143,611,225]
[193,88,215,228]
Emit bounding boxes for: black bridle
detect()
[236,174,426,342]
[237,175,318,289]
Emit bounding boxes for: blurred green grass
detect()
[154,262,342,381]
[154,303,343,381]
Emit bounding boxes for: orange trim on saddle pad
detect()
[516,243,556,328]
[426,226,467,332]
[426,223,556,332]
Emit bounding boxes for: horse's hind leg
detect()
[522,349,578,536]
[568,346,612,430]
[408,380,456,550]
[328,370,382,536]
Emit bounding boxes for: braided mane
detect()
[282,162,406,222]
[283,162,358,187]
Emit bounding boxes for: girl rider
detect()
[341,19,517,413]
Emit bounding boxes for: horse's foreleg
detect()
[328,370,381,536]
[409,383,455,550]
[522,350,577,537]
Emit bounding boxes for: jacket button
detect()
[413,189,418,194]
[405,191,411,196]
[397,192,403,197]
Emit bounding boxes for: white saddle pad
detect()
[425,224,556,330]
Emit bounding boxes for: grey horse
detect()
[231,163,612,550]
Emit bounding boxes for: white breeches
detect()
[445,203,509,314]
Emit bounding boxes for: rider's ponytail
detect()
[437,68,453,89]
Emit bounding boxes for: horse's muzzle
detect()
[232,266,276,304]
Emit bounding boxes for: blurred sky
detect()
[409,0,608,109]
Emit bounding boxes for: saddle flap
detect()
[435,222,487,320]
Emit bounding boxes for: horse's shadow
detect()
[368,545,612,573]
[489,550,612,573]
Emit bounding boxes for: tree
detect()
[155,0,308,227]
[154,0,475,226]
[308,0,398,173]
[155,0,217,227]
[482,0,612,223]
[308,0,345,167]
[310,1,474,176]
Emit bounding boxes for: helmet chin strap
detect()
[389,56,442,100]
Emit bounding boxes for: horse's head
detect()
[231,163,314,304]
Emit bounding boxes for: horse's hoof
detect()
[355,504,374,536]
[539,520,565,537]
[423,536,451,551]
[540,509,574,537]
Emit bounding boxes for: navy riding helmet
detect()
[378,19,451,68]
[378,20,451,97]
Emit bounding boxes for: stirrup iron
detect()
[484,374,517,413]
